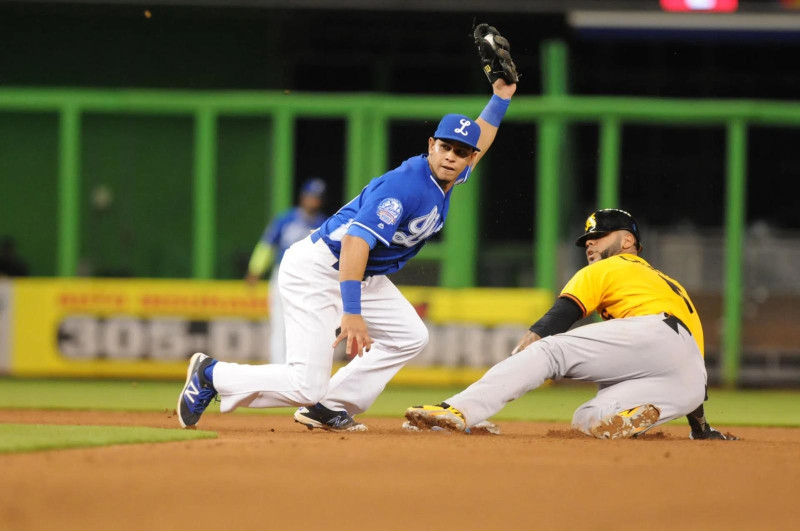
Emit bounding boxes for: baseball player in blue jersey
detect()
[178,60,518,433]
[178,24,519,431]
[245,178,327,364]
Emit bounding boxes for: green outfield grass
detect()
[0,423,216,454]
[1,378,799,427]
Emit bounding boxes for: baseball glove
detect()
[473,23,519,84]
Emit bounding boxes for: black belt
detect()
[663,313,691,336]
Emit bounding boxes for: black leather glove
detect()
[473,23,519,84]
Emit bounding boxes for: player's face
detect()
[584,231,624,264]
[427,138,476,183]
[300,193,322,213]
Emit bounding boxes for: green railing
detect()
[3,48,800,387]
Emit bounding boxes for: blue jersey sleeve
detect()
[345,224,378,249]
[350,179,418,247]
[261,221,280,246]
[261,210,292,246]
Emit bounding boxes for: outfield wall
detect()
[0,278,552,384]
[0,281,11,372]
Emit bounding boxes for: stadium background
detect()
[3,2,800,530]
[2,0,800,388]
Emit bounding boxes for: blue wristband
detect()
[478,94,510,128]
[340,280,362,315]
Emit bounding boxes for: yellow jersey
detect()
[560,254,704,356]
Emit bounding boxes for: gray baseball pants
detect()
[446,314,707,434]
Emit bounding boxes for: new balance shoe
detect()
[177,352,218,429]
[294,403,367,432]
[589,404,661,439]
[404,402,466,432]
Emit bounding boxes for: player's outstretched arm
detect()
[511,330,541,355]
[512,297,583,355]
[472,79,516,167]
[245,242,275,286]
[471,23,519,167]
[333,235,374,358]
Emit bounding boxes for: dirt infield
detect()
[1,410,798,531]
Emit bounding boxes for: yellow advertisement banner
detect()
[9,278,552,380]
[12,278,271,378]
[401,286,553,326]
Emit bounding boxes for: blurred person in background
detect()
[0,237,29,277]
[245,178,328,363]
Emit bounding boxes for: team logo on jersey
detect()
[454,119,471,137]
[392,205,443,247]
[377,198,403,225]
[585,213,597,232]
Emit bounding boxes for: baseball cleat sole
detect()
[404,403,467,432]
[402,419,500,435]
[589,404,661,439]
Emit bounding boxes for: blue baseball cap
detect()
[433,114,481,152]
[301,178,326,198]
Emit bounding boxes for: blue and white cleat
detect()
[177,352,218,429]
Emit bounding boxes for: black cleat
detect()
[293,403,367,432]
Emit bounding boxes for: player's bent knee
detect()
[397,320,429,354]
[411,324,429,351]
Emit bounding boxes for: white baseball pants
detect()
[213,234,428,414]
[445,314,707,434]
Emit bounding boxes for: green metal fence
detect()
[3,64,800,388]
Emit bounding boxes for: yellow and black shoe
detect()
[404,402,467,432]
[589,404,661,439]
